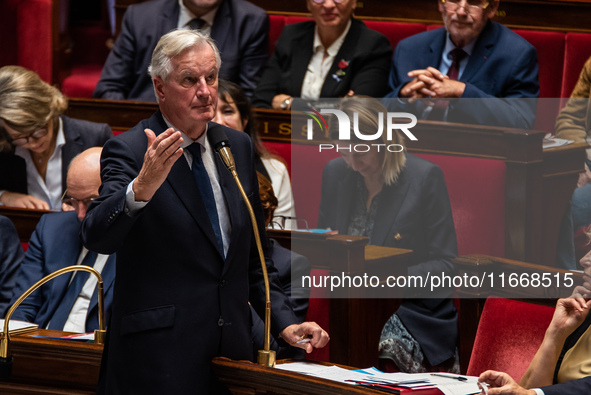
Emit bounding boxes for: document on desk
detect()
[0,319,38,335]
[276,362,482,394]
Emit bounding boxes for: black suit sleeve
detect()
[252,31,291,108]
[541,377,591,394]
[0,216,24,317]
[346,32,393,98]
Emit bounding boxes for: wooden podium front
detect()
[0,329,102,394]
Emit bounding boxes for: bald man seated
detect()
[8,147,115,333]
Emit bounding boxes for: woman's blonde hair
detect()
[330,96,407,185]
[0,65,67,141]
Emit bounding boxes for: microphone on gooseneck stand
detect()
[208,125,276,368]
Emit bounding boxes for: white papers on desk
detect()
[543,135,573,149]
[276,362,482,394]
[0,319,38,335]
[276,363,370,383]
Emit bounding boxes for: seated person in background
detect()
[8,147,115,333]
[252,0,392,110]
[0,215,24,317]
[213,79,296,225]
[317,97,459,373]
[252,172,310,360]
[385,0,539,128]
[479,249,591,394]
[93,0,269,101]
[0,66,112,211]
[554,56,591,269]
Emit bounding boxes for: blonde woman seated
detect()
[0,66,112,210]
[213,79,296,226]
[318,97,459,373]
[479,251,591,394]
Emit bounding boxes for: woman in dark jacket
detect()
[252,0,392,109]
[0,66,112,210]
[317,97,459,373]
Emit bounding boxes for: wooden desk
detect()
[0,329,102,394]
[212,357,443,395]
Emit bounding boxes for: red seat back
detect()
[466,298,554,380]
[562,33,591,98]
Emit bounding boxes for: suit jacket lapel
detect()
[291,25,315,96]
[320,18,359,97]
[210,0,231,52]
[160,0,179,36]
[371,169,412,246]
[461,21,495,83]
[429,28,447,70]
[61,117,83,192]
[88,254,116,315]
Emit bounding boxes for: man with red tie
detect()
[384,0,539,128]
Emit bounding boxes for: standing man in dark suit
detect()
[9,147,116,333]
[93,0,269,101]
[82,29,328,393]
[385,0,539,129]
[0,216,24,317]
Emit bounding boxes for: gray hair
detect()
[148,29,222,92]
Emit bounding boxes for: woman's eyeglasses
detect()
[4,128,49,147]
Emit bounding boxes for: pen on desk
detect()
[430,373,468,381]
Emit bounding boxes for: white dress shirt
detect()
[51,248,109,333]
[14,117,66,211]
[301,20,352,100]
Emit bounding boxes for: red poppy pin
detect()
[332,59,350,82]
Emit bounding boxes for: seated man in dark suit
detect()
[253,172,310,360]
[9,147,115,333]
[93,0,269,101]
[385,0,539,128]
[0,216,24,317]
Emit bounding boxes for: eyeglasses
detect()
[441,0,490,13]
[4,128,49,146]
[311,0,347,4]
[61,190,97,209]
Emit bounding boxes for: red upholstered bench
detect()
[562,33,591,98]
[14,0,53,83]
[466,298,555,381]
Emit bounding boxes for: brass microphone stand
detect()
[0,265,107,378]
[217,146,276,368]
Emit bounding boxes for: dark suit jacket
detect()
[10,211,115,332]
[0,216,24,317]
[252,18,393,108]
[0,115,112,196]
[541,378,591,394]
[93,0,269,101]
[385,21,539,129]
[318,154,458,366]
[81,113,299,393]
[251,238,310,360]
